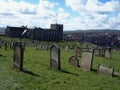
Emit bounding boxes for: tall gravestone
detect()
[50,45,60,70]
[75,47,82,57]
[13,42,24,71]
[98,64,114,77]
[81,49,94,71]
[105,48,111,59]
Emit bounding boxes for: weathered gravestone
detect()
[96,46,104,57]
[50,45,60,70]
[61,44,65,49]
[68,56,79,67]
[34,44,38,50]
[81,49,94,71]
[41,44,44,50]
[112,49,116,53]
[94,49,100,56]
[45,45,49,51]
[13,42,24,71]
[100,49,105,57]
[75,47,82,57]
[71,45,75,50]
[65,45,69,51]
[104,48,111,59]
[98,64,114,77]
[40,44,42,50]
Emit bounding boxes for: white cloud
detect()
[0,0,37,27]
[0,0,71,29]
[65,0,120,13]
[65,0,120,30]
[0,0,120,30]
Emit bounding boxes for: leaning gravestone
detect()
[81,49,94,71]
[68,56,79,67]
[13,42,24,71]
[98,64,114,77]
[75,47,82,57]
[50,45,60,70]
[104,48,111,59]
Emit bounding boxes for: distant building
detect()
[5,26,29,38]
[5,24,63,41]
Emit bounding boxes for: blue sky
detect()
[0,0,120,30]
[15,0,39,4]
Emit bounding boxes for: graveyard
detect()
[0,36,120,90]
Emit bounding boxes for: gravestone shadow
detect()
[23,69,39,77]
[0,55,6,57]
[60,69,78,76]
[91,68,97,72]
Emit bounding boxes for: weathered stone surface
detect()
[81,49,94,71]
[100,49,105,57]
[105,49,111,59]
[65,45,69,51]
[13,42,24,71]
[95,49,100,56]
[68,56,79,67]
[98,64,114,77]
[75,47,82,57]
[50,45,60,70]
[45,45,49,51]
[112,49,116,53]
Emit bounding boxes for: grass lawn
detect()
[0,40,120,90]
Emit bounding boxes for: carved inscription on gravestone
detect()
[13,42,24,71]
[50,45,60,70]
[98,64,114,77]
[81,49,94,71]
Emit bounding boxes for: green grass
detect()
[0,40,120,90]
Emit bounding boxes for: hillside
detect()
[0,37,120,90]
[64,29,120,34]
